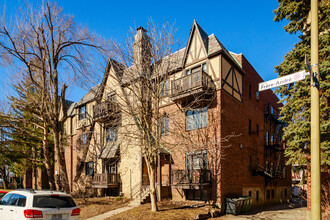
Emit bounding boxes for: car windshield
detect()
[33,195,76,208]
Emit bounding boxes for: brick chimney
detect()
[133,27,151,72]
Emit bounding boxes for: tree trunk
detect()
[42,123,56,190]
[146,159,158,212]
[54,129,70,192]
[0,168,7,189]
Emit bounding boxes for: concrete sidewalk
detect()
[86,200,140,220]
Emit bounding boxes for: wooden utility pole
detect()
[310,0,321,219]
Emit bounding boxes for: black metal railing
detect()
[171,169,212,185]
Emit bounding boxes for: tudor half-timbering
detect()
[57,20,291,210]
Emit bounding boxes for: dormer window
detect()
[79,105,87,120]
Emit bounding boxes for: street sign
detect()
[259,70,309,92]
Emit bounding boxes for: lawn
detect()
[74,196,130,220]
[107,201,214,220]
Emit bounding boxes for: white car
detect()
[0,189,80,220]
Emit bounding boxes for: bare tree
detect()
[106,20,180,211]
[0,2,104,191]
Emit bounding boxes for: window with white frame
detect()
[186,151,208,170]
[106,126,118,143]
[79,105,87,120]
[186,107,207,131]
[79,133,88,145]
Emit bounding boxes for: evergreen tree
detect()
[274,0,329,166]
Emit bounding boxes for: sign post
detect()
[310,0,321,219]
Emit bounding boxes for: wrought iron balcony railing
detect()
[171,169,212,185]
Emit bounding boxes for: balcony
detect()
[92,173,120,188]
[171,71,214,102]
[93,102,119,122]
[264,103,279,121]
[171,169,212,188]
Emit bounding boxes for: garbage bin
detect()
[238,196,252,212]
[245,197,252,211]
[226,197,244,215]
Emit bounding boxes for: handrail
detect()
[93,101,119,120]
[171,71,213,97]
[171,169,212,185]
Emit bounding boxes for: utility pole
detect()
[310,0,321,219]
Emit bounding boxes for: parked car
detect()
[0,191,7,200]
[0,189,80,219]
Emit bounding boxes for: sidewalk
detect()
[86,200,140,220]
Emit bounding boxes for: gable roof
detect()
[76,84,100,107]
[101,20,245,93]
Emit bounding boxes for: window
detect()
[248,191,252,197]
[16,195,26,207]
[107,93,116,102]
[271,135,274,145]
[256,191,259,201]
[0,193,12,205]
[186,107,207,131]
[284,189,287,197]
[266,132,269,144]
[79,133,88,145]
[159,116,169,135]
[270,105,274,115]
[8,194,20,205]
[271,189,275,199]
[256,124,259,135]
[33,195,76,208]
[85,162,94,176]
[248,156,252,171]
[106,126,118,143]
[79,105,87,120]
[248,119,251,135]
[186,151,207,170]
[266,190,270,199]
[248,84,252,98]
[256,91,260,101]
[160,80,169,96]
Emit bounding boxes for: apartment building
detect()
[55,20,292,209]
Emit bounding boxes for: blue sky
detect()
[0,0,299,103]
